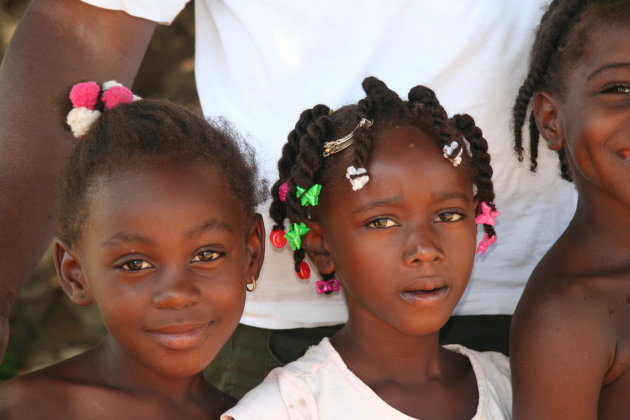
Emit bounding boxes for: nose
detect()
[152,267,202,310]
[402,224,444,265]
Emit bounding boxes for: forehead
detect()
[321,125,472,208]
[84,161,246,234]
[572,15,630,77]
[369,125,468,185]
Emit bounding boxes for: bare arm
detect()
[510,281,611,420]
[0,0,156,358]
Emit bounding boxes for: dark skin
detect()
[0,0,156,360]
[0,161,266,419]
[510,17,630,420]
[304,126,480,419]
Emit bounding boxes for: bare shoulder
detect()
[0,367,81,419]
[510,259,624,419]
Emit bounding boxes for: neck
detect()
[92,337,210,403]
[563,180,630,269]
[331,314,446,384]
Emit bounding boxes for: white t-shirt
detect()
[82,0,577,328]
[221,338,512,419]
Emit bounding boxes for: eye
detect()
[191,249,224,263]
[434,212,463,223]
[118,259,153,271]
[367,217,398,229]
[601,84,630,94]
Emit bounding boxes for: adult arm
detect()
[0,0,156,359]
[510,281,611,420]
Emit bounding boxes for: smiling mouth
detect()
[146,322,213,350]
[400,286,448,304]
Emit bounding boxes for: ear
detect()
[533,91,564,151]
[245,214,266,283]
[53,240,93,306]
[303,220,336,275]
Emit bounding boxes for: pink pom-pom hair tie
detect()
[66,80,140,138]
[69,82,100,109]
[101,84,135,111]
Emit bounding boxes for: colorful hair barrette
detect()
[322,118,373,157]
[476,233,496,255]
[269,229,287,248]
[346,166,369,191]
[284,222,310,251]
[443,140,463,167]
[475,202,500,226]
[278,181,289,202]
[296,261,311,280]
[315,278,340,294]
[296,184,322,207]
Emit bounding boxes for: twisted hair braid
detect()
[451,113,496,238]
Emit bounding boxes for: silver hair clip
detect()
[323,118,373,157]
[443,140,463,167]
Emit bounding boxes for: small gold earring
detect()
[246,276,257,292]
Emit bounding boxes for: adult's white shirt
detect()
[83,0,577,329]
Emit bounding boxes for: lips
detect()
[399,278,449,305]
[145,321,213,350]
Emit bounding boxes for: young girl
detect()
[222,77,511,419]
[0,81,266,419]
[511,1,630,418]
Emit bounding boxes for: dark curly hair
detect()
[513,0,630,181]
[58,85,267,247]
[270,76,497,276]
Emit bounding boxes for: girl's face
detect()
[549,16,630,206]
[57,161,263,379]
[310,126,477,337]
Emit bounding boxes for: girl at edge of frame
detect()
[0,81,266,419]
[510,0,630,418]
[222,76,511,420]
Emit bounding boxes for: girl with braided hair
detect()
[510,1,630,418]
[223,77,511,419]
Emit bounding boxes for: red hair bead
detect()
[296,261,311,280]
[269,229,287,248]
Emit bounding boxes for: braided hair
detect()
[513,0,630,181]
[270,76,497,277]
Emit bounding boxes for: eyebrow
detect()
[101,218,234,248]
[101,233,154,248]
[587,62,630,81]
[186,218,234,238]
[431,191,470,202]
[353,191,470,214]
[352,196,404,214]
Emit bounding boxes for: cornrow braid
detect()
[513,0,629,181]
[270,76,499,280]
[451,113,497,239]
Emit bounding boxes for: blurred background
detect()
[0,0,199,378]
